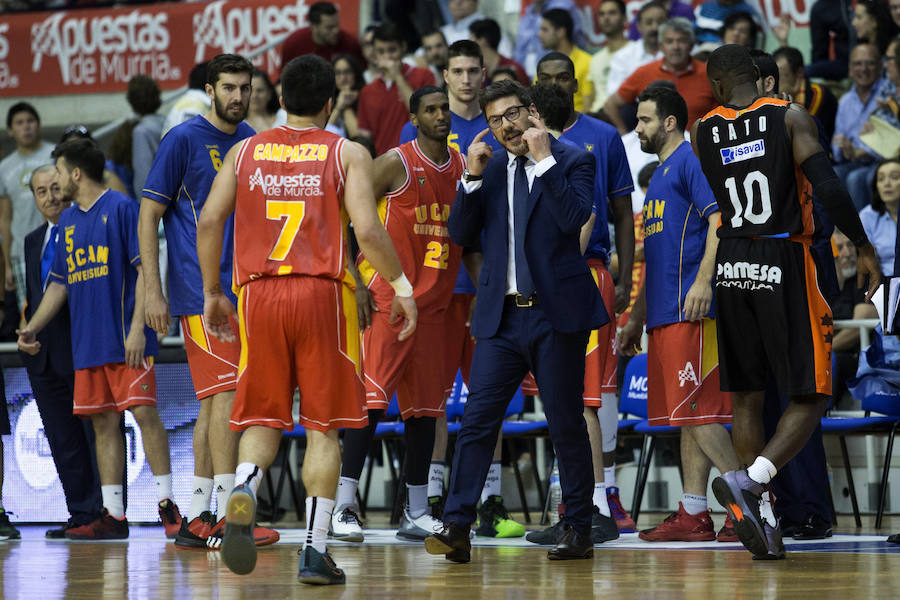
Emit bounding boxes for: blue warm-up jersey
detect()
[142,115,255,315]
[49,190,158,370]
[561,113,633,263]
[400,110,501,294]
[643,142,719,330]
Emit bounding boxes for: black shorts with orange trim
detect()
[714,237,833,397]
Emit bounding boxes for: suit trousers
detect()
[443,301,594,532]
[28,368,102,524]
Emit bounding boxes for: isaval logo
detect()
[720,139,765,165]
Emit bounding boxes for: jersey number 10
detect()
[724,170,772,228]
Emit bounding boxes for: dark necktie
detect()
[514,156,534,297]
[41,225,58,290]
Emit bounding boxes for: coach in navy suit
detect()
[21,165,101,537]
[425,80,606,562]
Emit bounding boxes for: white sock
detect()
[214,474,235,517]
[336,476,359,511]
[234,462,263,496]
[427,461,445,498]
[682,494,707,515]
[154,474,173,503]
[304,496,335,553]
[759,490,777,527]
[480,461,502,503]
[593,483,610,517]
[407,483,428,518]
[188,477,214,520]
[604,466,616,489]
[102,485,125,519]
[747,456,777,485]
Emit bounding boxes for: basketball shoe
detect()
[606,487,636,532]
[525,519,565,545]
[298,546,346,585]
[158,499,182,539]
[207,517,279,549]
[716,513,739,542]
[591,506,620,543]
[65,509,129,540]
[220,483,258,575]
[752,520,786,560]
[329,506,364,542]
[0,510,20,540]
[397,506,443,540]
[712,469,772,558]
[174,511,214,549]
[638,503,716,542]
[475,495,525,538]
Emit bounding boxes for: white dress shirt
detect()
[606,41,662,97]
[461,151,557,294]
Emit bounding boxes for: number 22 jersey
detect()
[232,126,351,287]
[695,97,815,241]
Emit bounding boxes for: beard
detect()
[60,179,78,204]
[639,128,666,155]
[214,94,249,125]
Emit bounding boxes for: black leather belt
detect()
[505,293,539,307]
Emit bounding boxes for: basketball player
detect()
[139,54,276,548]
[695,45,880,559]
[335,85,465,542]
[17,139,179,539]
[196,54,416,584]
[618,85,740,542]
[527,52,635,541]
[397,41,521,539]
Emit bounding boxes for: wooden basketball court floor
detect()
[3,514,899,599]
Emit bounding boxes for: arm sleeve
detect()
[801,151,868,246]
[141,129,186,204]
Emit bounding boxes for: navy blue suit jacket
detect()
[21,222,74,376]
[448,137,608,338]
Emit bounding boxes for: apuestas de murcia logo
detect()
[0,23,18,89]
[30,10,179,86]
[248,167,320,196]
[193,0,308,71]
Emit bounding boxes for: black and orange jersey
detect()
[696,97,815,241]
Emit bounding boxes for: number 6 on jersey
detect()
[266,200,306,260]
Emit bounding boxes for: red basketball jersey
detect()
[358,139,465,317]
[233,126,349,287]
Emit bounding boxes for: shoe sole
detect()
[221,491,257,575]
[638,532,716,542]
[711,476,767,557]
[396,530,429,541]
[330,531,364,542]
[174,534,209,549]
[298,571,345,585]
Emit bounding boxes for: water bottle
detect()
[548,458,562,525]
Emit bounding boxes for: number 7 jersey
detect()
[232,126,351,287]
[695,97,816,241]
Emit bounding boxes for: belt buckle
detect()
[515,294,534,307]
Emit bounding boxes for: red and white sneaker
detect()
[65,509,129,540]
[158,499,183,539]
[174,511,215,549]
[606,486,636,533]
[207,516,280,549]
[638,502,716,542]
[717,512,739,542]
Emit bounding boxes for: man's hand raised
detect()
[522,115,552,162]
[466,128,493,176]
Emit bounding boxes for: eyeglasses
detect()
[487,105,527,129]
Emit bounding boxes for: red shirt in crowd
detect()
[494,55,531,87]
[357,65,436,155]
[616,58,716,127]
[280,28,366,75]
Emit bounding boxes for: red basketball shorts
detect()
[181,314,240,400]
[230,276,367,433]
[73,359,156,416]
[441,292,476,391]
[646,319,732,427]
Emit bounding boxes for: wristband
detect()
[389,273,413,297]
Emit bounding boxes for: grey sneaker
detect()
[752,520,786,561]
[712,469,769,558]
[590,507,619,544]
[396,507,442,541]
[298,546,346,585]
[329,506,364,542]
[525,519,565,545]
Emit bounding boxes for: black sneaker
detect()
[711,469,769,558]
[46,518,81,539]
[175,511,215,549]
[525,519,565,545]
[590,506,619,544]
[0,510,20,540]
[475,495,525,538]
[428,495,445,520]
[298,546,346,585]
[887,533,900,544]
